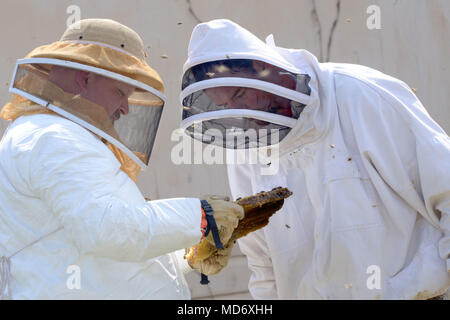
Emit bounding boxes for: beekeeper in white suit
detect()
[0,19,244,299]
[180,19,450,299]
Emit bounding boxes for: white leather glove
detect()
[185,195,244,276]
[188,241,235,276]
[201,195,244,248]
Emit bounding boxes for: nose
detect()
[227,99,247,110]
[119,99,129,115]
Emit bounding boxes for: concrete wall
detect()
[0,0,448,299]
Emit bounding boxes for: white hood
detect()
[183,19,304,75]
[182,19,331,157]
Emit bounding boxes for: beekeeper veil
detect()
[5,19,165,170]
[180,19,314,149]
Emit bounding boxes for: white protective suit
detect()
[0,113,201,299]
[184,19,450,299]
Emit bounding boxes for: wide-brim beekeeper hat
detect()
[3,18,166,174]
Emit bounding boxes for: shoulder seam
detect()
[333,70,404,114]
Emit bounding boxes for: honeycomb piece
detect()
[185,187,292,265]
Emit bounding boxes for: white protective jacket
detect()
[226,39,450,299]
[0,114,201,299]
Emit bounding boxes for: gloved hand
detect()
[187,241,235,276]
[184,195,244,274]
[201,195,244,248]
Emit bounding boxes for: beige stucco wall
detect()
[0,0,448,299]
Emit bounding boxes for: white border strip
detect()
[180,77,313,106]
[9,87,50,109]
[8,62,19,94]
[9,86,147,169]
[15,58,166,104]
[47,104,147,169]
[180,108,298,130]
[183,52,303,75]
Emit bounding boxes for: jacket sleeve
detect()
[336,73,450,273]
[238,230,278,299]
[227,156,278,299]
[23,122,202,262]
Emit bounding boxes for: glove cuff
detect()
[200,207,208,240]
[201,199,224,249]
